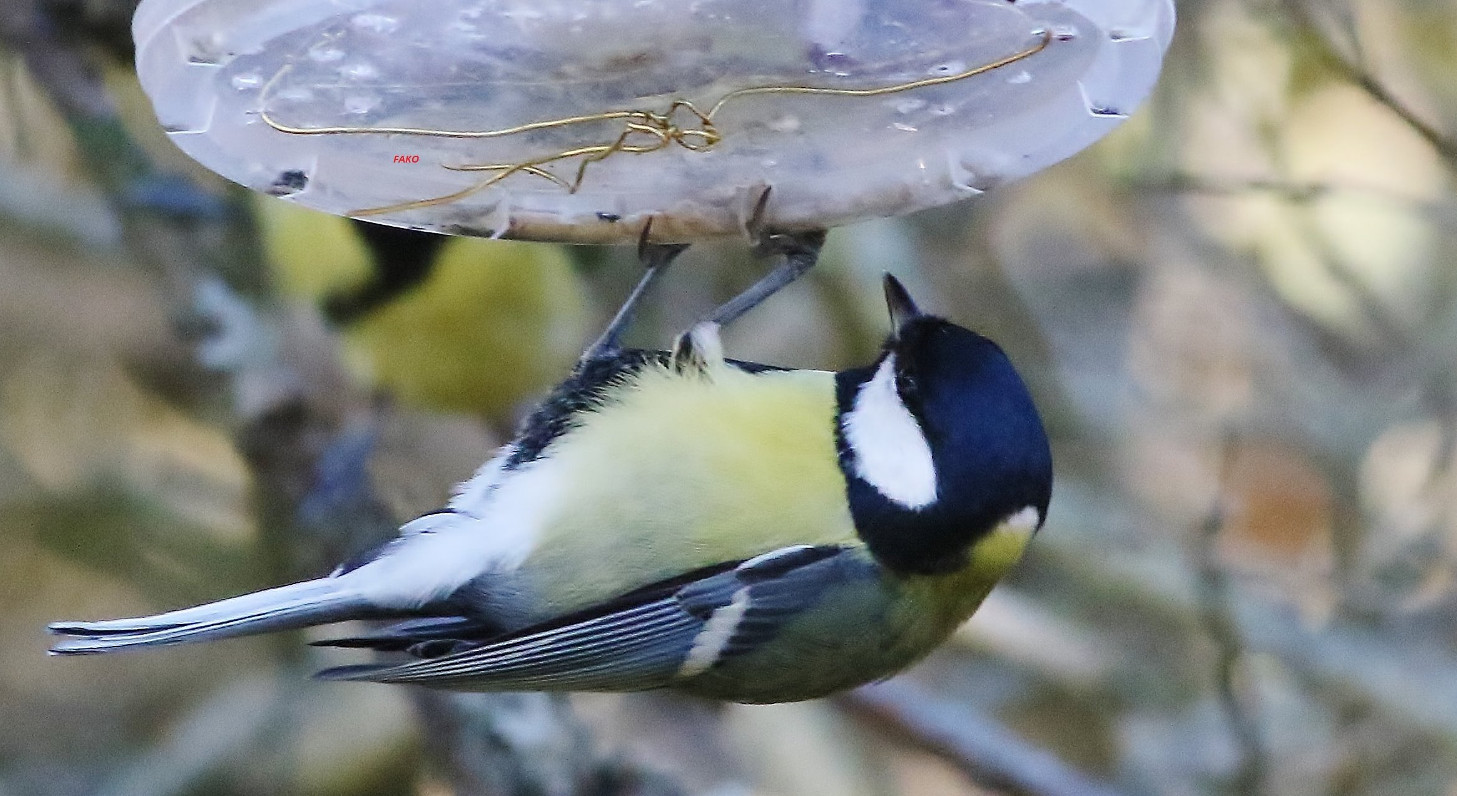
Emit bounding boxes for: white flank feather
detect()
[678,587,751,678]
[841,355,938,510]
[740,545,815,570]
[448,443,518,516]
[352,457,561,608]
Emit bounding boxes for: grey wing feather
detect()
[317,598,699,691]
[680,544,863,661]
[310,615,496,652]
[315,545,861,692]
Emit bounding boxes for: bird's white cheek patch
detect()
[1004,506,1041,532]
[842,356,938,510]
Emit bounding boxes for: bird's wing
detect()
[315,544,867,691]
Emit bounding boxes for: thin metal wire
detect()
[257,28,1054,217]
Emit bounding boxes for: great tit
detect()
[254,199,590,422]
[49,266,1052,704]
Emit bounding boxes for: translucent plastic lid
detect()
[134,0,1174,243]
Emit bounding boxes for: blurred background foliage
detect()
[3,0,1457,794]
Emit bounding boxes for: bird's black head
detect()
[834,275,1053,575]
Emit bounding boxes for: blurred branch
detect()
[39,0,140,63]
[1036,533,1457,743]
[1135,172,1457,243]
[1143,186,1450,607]
[1291,202,1412,352]
[842,679,1126,796]
[0,160,121,246]
[1193,434,1267,796]
[0,3,115,119]
[1274,0,1457,173]
[94,674,283,796]
[1135,174,1335,204]
[416,691,686,796]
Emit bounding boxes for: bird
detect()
[254,199,590,423]
[49,236,1053,704]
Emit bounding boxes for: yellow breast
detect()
[520,361,856,615]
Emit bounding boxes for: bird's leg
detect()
[582,220,689,361]
[703,189,828,327]
[704,229,826,327]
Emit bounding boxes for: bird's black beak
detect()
[883,273,923,336]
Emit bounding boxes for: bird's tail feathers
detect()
[48,578,370,655]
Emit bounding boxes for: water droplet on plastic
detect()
[950,155,1000,194]
[1109,28,1152,42]
[341,62,380,80]
[231,73,262,90]
[767,115,801,133]
[892,98,927,114]
[892,122,917,133]
[1007,70,1032,85]
[309,45,345,63]
[812,50,853,72]
[185,35,225,65]
[344,95,380,115]
[500,6,543,22]
[351,13,400,34]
